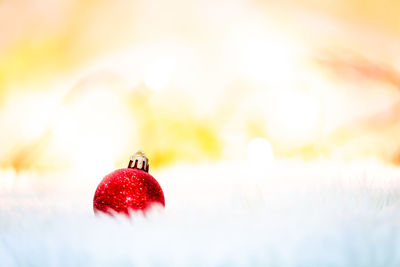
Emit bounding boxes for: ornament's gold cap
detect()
[128,150,149,172]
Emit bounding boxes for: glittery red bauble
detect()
[93,168,165,215]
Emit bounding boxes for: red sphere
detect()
[93,168,165,215]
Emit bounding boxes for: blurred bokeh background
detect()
[2,0,400,177]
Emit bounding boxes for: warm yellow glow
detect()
[1,0,400,172]
[232,26,299,86]
[51,87,136,171]
[2,93,56,141]
[265,90,323,150]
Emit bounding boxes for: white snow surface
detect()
[1,160,400,266]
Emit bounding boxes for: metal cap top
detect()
[127,150,149,172]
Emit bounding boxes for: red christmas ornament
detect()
[93,151,165,215]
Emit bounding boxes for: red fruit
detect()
[93,152,165,215]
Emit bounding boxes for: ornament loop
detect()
[128,150,149,172]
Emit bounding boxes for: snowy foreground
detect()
[1,160,400,266]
